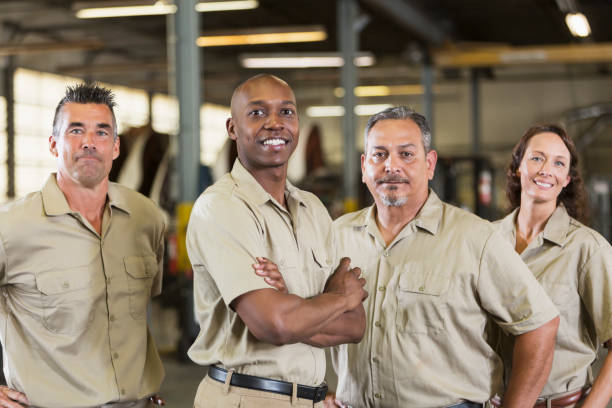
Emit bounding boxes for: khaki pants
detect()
[193,375,324,408]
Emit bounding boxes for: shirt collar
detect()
[229,159,306,209]
[346,189,442,238]
[542,205,570,247]
[41,173,130,216]
[498,205,569,248]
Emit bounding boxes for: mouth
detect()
[261,137,289,146]
[533,179,553,188]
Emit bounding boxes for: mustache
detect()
[376,175,410,184]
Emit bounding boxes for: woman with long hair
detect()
[496,124,612,407]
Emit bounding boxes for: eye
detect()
[281,108,295,116]
[248,109,265,117]
[530,156,543,162]
[400,151,414,159]
[97,130,109,136]
[372,151,387,160]
[555,160,566,167]
[69,128,83,134]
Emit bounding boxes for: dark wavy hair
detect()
[506,123,589,223]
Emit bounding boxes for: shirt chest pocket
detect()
[395,265,450,335]
[124,255,157,320]
[36,267,96,335]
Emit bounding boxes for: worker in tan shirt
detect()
[186,74,367,408]
[0,84,165,408]
[495,124,612,407]
[327,106,560,408]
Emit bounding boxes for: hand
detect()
[0,385,29,408]
[323,391,350,408]
[149,395,166,405]
[253,257,288,294]
[325,257,368,311]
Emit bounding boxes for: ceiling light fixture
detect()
[565,12,591,38]
[240,52,375,68]
[74,0,258,19]
[197,26,327,47]
[306,104,393,118]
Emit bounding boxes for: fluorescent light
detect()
[306,104,393,118]
[240,52,375,68]
[565,12,591,38]
[306,106,345,117]
[197,27,327,47]
[76,2,176,18]
[354,104,393,116]
[75,1,258,18]
[195,0,258,12]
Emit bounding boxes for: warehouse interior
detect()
[1,0,612,405]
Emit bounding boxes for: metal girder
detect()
[360,0,447,45]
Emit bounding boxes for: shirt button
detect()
[375,393,382,399]
[372,357,379,363]
[109,315,115,322]
[106,277,111,284]
[378,286,385,292]
[62,282,69,289]
[121,389,126,395]
[374,321,381,328]
[418,285,425,292]
[383,251,389,257]
[113,352,119,359]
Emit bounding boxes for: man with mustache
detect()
[328,106,560,407]
[0,84,165,407]
[186,74,367,408]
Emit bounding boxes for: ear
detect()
[49,135,58,157]
[112,136,120,161]
[227,117,237,141]
[562,174,571,188]
[360,153,366,184]
[426,150,438,180]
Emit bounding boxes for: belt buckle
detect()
[314,385,328,402]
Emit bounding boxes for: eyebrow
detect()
[532,150,569,160]
[372,143,416,149]
[247,100,296,107]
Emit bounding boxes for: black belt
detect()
[208,365,328,403]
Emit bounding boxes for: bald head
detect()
[230,74,296,117]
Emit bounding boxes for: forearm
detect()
[582,342,612,408]
[304,305,366,347]
[234,289,354,346]
[504,317,559,407]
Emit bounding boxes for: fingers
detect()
[0,386,28,408]
[253,257,288,293]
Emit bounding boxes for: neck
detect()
[248,164,288,207]
[56,172,108,234]
[515,196,556,251]
[375,190,428,246]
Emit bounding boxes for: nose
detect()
[384,153,400,173]
[81,130,97,150]
[264,111,284,130]
[537,158,551,175]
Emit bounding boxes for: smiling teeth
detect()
[263,139,286,146]
[535,181,552,187]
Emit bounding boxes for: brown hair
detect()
[506,123,589,223]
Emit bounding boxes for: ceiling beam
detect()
[360,0,447,45]
[434,43,612,67]
[0,39,103,56]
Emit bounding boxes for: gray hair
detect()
[363,106,431,152]
[52,83,118,140]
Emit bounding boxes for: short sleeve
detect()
[478,230,559,335]
[151,219,166,297]
[580,243,612,343]
[0,236,6,286]
[187,193,271,306]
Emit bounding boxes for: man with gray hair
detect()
[328,106,560,407]
[0,83,165,407]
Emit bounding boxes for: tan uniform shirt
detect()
[496,206,612,396]
[331,191,558,408]
[0,175,165,408]
[187,160,334,386]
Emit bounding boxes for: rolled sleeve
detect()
[478,231,559,336]
[187,195,271,306]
